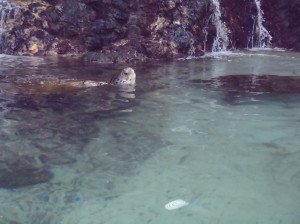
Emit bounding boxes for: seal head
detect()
[110,67,136,85]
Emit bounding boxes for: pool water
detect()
[0,50,300,224]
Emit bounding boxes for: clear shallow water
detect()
[0,51,300,224]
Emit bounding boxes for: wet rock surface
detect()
[269,0,300,50]
[0,0,299,61]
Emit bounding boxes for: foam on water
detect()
[181,50,282,61]
[204,51,246,58]
[0,51,300,224]
[248,47,286,52]
[182,48,287,61]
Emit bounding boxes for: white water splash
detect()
[211,0,230,52]
[165,199,189,210]
[249,0,272,48]
[0,0,16,27]
[187,38,196,58]
[0,0,20,42]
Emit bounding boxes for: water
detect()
[0,51,300,224]
[249,0,272,48]
[210,0,230,52]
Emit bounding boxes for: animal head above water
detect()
[110,67,136,85]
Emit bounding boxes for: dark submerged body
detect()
[191,75,300,104]
[0,77,146,189]
[2,74,300,188]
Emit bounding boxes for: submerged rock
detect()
[194,75,300,93]
[0,151,52,188]
[191,74,300,104]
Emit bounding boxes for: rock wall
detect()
[269,0,300,50]
[0,0,299,62]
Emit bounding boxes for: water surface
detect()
[0,50,300,224]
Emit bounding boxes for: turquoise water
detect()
[0,50,300,224]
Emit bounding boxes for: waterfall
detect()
[184,24,196,59]
[249,0,272,48]
[0,0,20,43]
[1,0,13,29]
[211,0,230,52]
[187,38,196,59]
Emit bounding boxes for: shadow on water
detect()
[190,74,300,105]
[0,83,140,188]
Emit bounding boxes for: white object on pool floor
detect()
[164,199,189,210]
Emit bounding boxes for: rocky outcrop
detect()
[269,0,300,50]
[0,0,299,62]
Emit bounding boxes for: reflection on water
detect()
[0,51,300,224]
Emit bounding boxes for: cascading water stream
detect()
[184,24,196,59]
[211,0,230,52]
[1,0,12,31]
[187,38,196,59]
[0,0,20,44]
[0,0,20,115]
[249,0,272,48]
